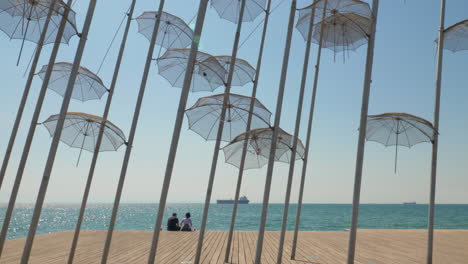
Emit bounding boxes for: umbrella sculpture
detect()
[214,56,257,87]
[37,62,108,102]
[223,127,306,170]
[156,48,227,92]
[0,0,78,63]
[366,113,436,173]
[42,112,127,165]
[185,93,271,142]
[136,11,193,52]
[211,0,266,23]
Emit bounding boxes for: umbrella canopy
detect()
[157,48,227,92]
[366,112,436,172]
[442,19,468,52]
[136,11,193,49]
[185,93,271,142]
[37,62,108,102]
[214,56,256,87]
[223,127,305,169]
[0,0,78,44]
[298,0,372,22]
[296,9,371,54]
[211,0,266,23]
[42,112,126,164]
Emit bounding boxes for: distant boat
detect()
[403,202,416,205]
[217,196,250,204]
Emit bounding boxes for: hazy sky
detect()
[0,0,467,204]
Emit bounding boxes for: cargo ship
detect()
[403,201,416,205]
[217,196,249,204]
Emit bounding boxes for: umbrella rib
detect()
[206,111,223,140]
[69,120,87,147]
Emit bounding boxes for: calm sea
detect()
[1,203,467,240]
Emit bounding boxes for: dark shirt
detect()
[167,216,179,231]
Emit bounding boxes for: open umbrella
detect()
[0,0,78,63]
[223,127,305,169]
[297,1,372,55]
[136,11,193,53]
[157,48,227,92]
[185,93,271,141]
[366,112,436,173]
[37,62,108,102]
[42,112,126,165]
[214,56,256,86]
[211,0,266,23]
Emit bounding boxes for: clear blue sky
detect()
[0,0,467,204]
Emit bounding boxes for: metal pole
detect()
[427,0,445,263]
[277,2,324,262]
[0,0,73,257]
[193,1,247,263]
[20,1,97,262]
[346,0,379,263]
[0,0,56,192]
[223,0,272,262]
[291,4,330,261]
[146,1,210,263]
[100,1,166,262]
[254,1,296,263]
[67,1,136,263]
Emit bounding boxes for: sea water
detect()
[1,203,467,240]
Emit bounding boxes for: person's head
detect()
[185,212,191,218]
[172,213,177,217]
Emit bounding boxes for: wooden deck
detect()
[2,230,468,263]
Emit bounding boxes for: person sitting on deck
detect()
[180,212,193,232]
[167,213,180,231]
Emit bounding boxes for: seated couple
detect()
[167,212,193,231]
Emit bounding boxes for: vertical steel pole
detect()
[0,0,73,257]
[223,0,272,262]
[193,1,247,263]
[100,0,166,262]
[0,0,55,192]
[427,0,445,263]
[67,1,137,263]
[146,1,210,263]
[20,1,97,263]
[254,1,296,263]
[346,0,379,263]
[277,2,323,262]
